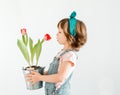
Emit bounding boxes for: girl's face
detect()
[56,26,67,45]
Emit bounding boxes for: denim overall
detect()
[45,50,77,95]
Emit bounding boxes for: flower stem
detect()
[41,39,44,44]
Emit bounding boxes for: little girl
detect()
[26,11,87,95]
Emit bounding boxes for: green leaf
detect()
[29,37,33,63]
[22,34,28,46]
[25,33,28,46]
[17,39,30,66]
[22,35,26,45]
[35,40,42,66]
[29,37,36,65]
[33,44,37,61]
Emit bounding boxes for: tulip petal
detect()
[44,34,51,41]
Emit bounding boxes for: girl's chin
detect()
[57,41,60,44]
[57,40,62,44]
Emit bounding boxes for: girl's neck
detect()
[62,45,73,51]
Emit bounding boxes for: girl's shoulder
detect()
[56,49,78,60]
[61,50,78,60]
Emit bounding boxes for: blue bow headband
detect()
[69,11,77,37]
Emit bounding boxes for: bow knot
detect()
[69,11,77,37]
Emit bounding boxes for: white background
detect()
[0,0,120,95]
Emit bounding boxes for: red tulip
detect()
[44,34,51,41]
[21,28,27,35]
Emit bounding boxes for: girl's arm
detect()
[26,61,73,84]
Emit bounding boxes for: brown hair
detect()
[57,18,87,51]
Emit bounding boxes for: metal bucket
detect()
[22,66,44,90]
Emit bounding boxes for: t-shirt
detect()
[55,50,77,89]
[59,51,76,76]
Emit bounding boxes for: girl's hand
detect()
[26,71,42,84]
[55,82,62,90]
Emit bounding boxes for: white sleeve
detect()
[60,51,77,66]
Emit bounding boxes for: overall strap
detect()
[52,50,78,95]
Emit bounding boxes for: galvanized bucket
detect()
[22,66,44,90]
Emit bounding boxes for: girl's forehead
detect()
[58,28,62,32]
[58,22,64,29]
[58,25,62,30]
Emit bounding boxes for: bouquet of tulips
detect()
[17,28,51,67]
[17,28,51,90]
